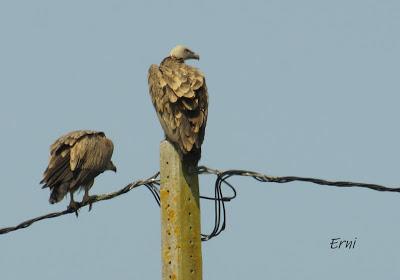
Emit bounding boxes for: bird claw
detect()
[68,201,80,217]
[82,195,95,212]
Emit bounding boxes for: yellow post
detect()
[160,140,203,280]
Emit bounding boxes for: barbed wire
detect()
[0,172,160,235]
[198,166,400,192]
[1,166,400,238]
[196,166,400,241]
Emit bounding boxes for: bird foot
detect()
[68,201,80,217]
[82,195,95,212]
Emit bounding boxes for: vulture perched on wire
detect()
[148,45,208,166]
[40,130,116,212]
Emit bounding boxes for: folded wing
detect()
[41,130,114,203]
[148,59,208,163]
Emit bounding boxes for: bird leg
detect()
[68,191,79,217]
[82,186,95,212]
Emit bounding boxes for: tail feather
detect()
[168,139,201,166]
[49,183,69,204]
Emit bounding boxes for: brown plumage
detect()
[40,130,116,211]
[148,45,208,165]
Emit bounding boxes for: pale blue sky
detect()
[1,0,400,279]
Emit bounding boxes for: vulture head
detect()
[106,160,117,172]
[169,45,200,61]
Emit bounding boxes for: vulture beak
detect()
[191,53,200,60]
[108,161,117,173]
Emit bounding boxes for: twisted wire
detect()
[1,166,399,238]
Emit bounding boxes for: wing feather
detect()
[50,130,102,155]
[70,134,113,172]
[41,130,113,203]
[149,59,208,162]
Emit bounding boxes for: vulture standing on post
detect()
[40,130,117,212]
[148,45,208,165]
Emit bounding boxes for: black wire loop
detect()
[2,166,400,236]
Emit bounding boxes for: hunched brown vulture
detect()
[40,130,116,212]
[148,45,208,166]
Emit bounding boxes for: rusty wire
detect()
[1,165,400,238]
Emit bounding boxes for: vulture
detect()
[40,130,116,212]
[148,45,208,165]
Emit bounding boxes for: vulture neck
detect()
[161,56,184,65]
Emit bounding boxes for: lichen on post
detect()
[160,140,202,280]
